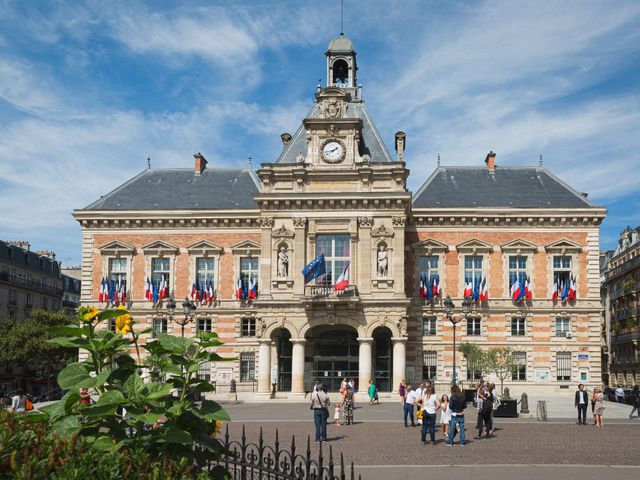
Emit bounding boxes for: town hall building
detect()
[74,34,606,396]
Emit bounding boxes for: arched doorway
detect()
[272,328,292,392]
[372,326,393,392]
[305,325,359,392]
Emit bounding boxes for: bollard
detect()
[230,378,236,393]
[270,382,277,399]
[503,387,510,399]
[536,400,547,421]
[520,392,529,414]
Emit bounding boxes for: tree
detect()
[485,347,514,397]
[458,342,489,381]
[0,309,78,391]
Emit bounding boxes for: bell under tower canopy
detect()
[326,33,357,89]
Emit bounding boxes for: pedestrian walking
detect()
[420,386,440,445]
[403,385,416,427]
[475,384,493,439]
[575,383,589,425]
[310,383,331,443]
[398,380,406,404]
[440,394,451,439]
[343,385,354,425]
[368,380,379,405]
[614,385,625,403]
[447,385,467,446]
[593,387,604,428]
[629,385,640,419]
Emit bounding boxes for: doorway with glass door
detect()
[306,326,359,392]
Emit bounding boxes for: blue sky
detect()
[1,0,639,266]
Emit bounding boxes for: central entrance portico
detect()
[305,326,359,392]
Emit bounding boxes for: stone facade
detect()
[74,35,606,396]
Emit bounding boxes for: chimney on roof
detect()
[395,131,406,162]
[281,132,292,148]
[485,151,496,173]
[6,240,30,251]
[35,250,56,260]
[194,152,207,175]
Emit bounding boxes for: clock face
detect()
[321,140,345,163]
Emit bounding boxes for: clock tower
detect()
[326,33,357,91]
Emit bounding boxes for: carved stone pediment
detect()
[141,240,179,256]
[98,240,136,256]
[272,224,295,239]
[187,240,223,256]
[500,239,538,253]
[371,223,394,238]
[230,239,261,255]
[411,238,449,254]
[544,238,583,254]
[456,238,493,254]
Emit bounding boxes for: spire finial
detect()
[437,154,441,167]
[539,154,543,167]
[248,155,253,169]
[147,156,151,170]
[340,0,344,35]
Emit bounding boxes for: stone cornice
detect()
[73,209,260,229]
[255,192,412,212]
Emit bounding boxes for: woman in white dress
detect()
[440,394,452,439]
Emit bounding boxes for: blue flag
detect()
[302,254,326,284]
[472,277,479,301]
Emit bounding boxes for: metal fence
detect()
[213,425,361,480]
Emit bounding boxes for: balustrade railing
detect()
[304,285,358,299]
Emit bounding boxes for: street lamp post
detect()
[166,297,197,337]
[444,295,471,386]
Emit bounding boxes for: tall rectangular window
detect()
[240,257,259,291]
[511,317,526,336]
[240,352,255,382]
[196,258,215,287]
[467,317,482,336]
[153,318,167,334]
[197,361,212,383]
[464,256,483,286]
[555,317,570,337]
[512,352,526,381]
[9,289,17,304]
[422,316,437,336]
[241,318,256,337]
[109,258,128,284]
[557,352,571,381]
[198,318,213,333]
[553,256,572,288]
[25,293,32,307]
[508,256,527,286]
[152,258,170,290]
[422,351,437,380]
[466,362,483,381]
[419,255,439,286]
[42,297,47,309]
[316,234,350,286]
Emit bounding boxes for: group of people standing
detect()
[575,383,640,427]
[400,380,497,445]
[309,378,359,444]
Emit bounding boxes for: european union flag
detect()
[302,254,326,284]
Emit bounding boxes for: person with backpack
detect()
[310,383,331,443]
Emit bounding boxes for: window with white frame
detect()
[422,351,437,380]
[240,352,255,382]
[508,256,527,286]
[419,255,439,286]
[511,317,526,336]
[153,318,167,334]
[553,256,572,288]
[512,352,526,381]
[316,234,350,286]
[556,351,571,381]
[196,258,215,288]
[197,361,212,382]
[25,293,32,307]
[241,317,256,337]
[466,362,483,381]
[464,256,483,286]
[240,257,259,291]
[151,258,170,290]
[9,289,16,304]
[466,317,481,336]
[198,318,213,333]
[109,258,128,284]
[422,316,437,336]
[555,317,570,337]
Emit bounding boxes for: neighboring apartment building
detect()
[62,266,82,312]
[73,34,606,395]
[0,240,63,322]
[602,227,640,387]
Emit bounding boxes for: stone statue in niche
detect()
[277,246,289,278]
[377,244,388,277]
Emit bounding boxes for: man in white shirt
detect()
[414,382,425,398]
[574,384,588,425]
[615,385,625,403]
[404,385,417,427]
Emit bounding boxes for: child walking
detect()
[440,394,451,439]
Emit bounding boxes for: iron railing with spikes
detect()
[211,425,361,480]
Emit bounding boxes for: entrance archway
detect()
[305,325,359,392]
[272,328,292,392]
[372,326,393,392]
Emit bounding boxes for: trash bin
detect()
[536,400,547,421]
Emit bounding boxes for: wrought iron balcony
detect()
[0,270,63,296]
[303,284,359,309]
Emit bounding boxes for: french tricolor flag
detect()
[480,277,488,302]
[333,262,350,291]
[511,278,521,301]
[145,277,151,301]
[191,281,200,302]
[568,275,577,301]
[525,276,533,300]
[248,273,258,300]
[552,280,558,302]
[432,276,440,298]
[235,277,243,300]
[463,280,473,298]
[419,273,427,299]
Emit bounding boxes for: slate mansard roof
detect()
[412,166,596,209]
[83,168,260,211]
[276,102,394,164]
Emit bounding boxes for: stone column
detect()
[391,337,407,393]
[292,217,307,296]
[358,337,373,393]
[291,338,307,394]
[258,339,272,394]
[259,217,274,297]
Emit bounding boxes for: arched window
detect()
[332,59,349,85]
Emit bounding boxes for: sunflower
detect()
[79,306,100,323]
[210,420,223,438]
[114,306,133,334]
